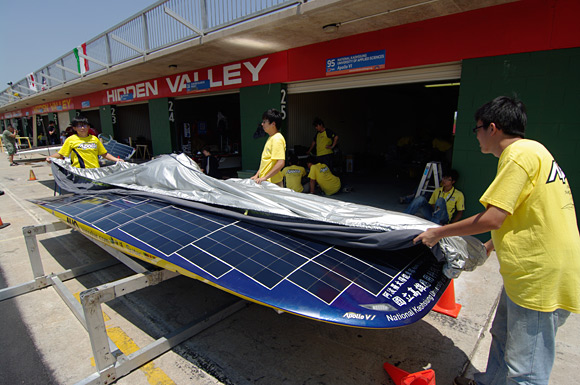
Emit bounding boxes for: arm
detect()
[103,153,124,163]
[484,239,495,256]
[46,153,65,162]
[449,210,464,223]
[327,135,339,149]
[307,140,316,155]
[309,178,316,194]
[413,205,508,247]
[254,159,285,184]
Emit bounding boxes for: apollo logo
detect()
[342,312,376,321]
[547,160,567,184]
[343,312,364,319]
[77,143,98,150]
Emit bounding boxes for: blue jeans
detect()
[473,288,570,385]
[403,196,449,224]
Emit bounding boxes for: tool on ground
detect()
[383,361,436,385]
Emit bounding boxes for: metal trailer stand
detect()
[0,221,119,302]
[0,222,247,385]
[79,274,247,385]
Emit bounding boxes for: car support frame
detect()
[0,221,246,385]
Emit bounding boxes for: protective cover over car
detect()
[49,153,488,278]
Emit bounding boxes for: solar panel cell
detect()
[253,268,283,289]
[307,278,342,303]
[106,212,134,225]
[288,269,318,289]
[237,259,266,277]
[203,258,232,277]
[195,237,230,257]
[59,204,86,216]
[77,204,118,222]
[217,248,246,266]
[268,258,299,276]
[94,218,121,232]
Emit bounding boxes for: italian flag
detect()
[73,43,89,74]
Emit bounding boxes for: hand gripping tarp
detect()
[49,154,488,278]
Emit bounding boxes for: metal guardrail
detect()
[1,0,303,108]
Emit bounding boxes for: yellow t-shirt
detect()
[315,130,335,157]
[282,165,306,192]
[428,186,465,222]
[59,134,107,168]
[480,139,580,313]
[258,132,286,184]
[308,163,341,196]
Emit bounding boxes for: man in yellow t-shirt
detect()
[414,97,579,385]
[281,155,306,192]
[306,156,341,196]
[404,169,464,225]
[251,109,286,187]
[46,117,123,168]
[306,117,338,170]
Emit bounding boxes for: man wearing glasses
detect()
[415,96,579,385]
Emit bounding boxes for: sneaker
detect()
[10,162,18,166]
[453,377,478,385]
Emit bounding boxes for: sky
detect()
[0,0,158,90]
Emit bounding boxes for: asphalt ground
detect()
[0,154,577,385]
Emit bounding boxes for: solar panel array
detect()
[102,139,136,160]
[42,194,414,305]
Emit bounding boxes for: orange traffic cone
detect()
[383,362,436,385]
[29,170,37,181]
[432,279,461,318]
[0,217,10,229]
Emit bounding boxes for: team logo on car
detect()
[342,312,376,321]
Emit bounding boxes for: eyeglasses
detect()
[473,125,485,134]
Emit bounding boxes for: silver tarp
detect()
[50,154,488,278]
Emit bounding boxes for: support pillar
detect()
[239,83,287,171]
[99,105,117,138]
[148,98,176,156]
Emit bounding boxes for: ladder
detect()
[415,161,442,198]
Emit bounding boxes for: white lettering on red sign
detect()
[105,57,269,103]
[107,80,159,103]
